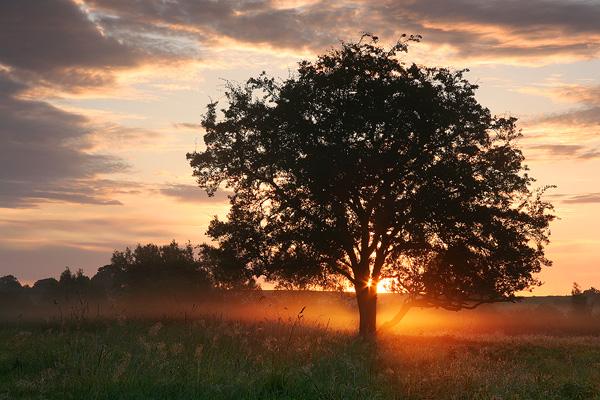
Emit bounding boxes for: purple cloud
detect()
[0,0,144,91]
[561,193,600,204]
[0,71,130,208]
[82,0,600,64]
[159,183,232,204]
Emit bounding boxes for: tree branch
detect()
[379,296,518,332]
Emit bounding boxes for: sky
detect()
[1,0,599,295]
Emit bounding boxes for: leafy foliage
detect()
[189,33,554,331]
[107,241,212,296]
[196,244,259,290]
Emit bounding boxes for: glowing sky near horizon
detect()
[1,0,599,294]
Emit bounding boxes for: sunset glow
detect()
[1,0,599,294]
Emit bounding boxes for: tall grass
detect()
[376,333,600,399]
[0,311,380,399]
[2,299,600,399]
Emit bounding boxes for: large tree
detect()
[187,34,555,335]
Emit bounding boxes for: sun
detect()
[366,278,391,293]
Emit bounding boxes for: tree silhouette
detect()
[30,277,60,305]
[187,34,555,335]
[197,244,259,290]
[108,241,212,297]
[569,282,596,318]
[0,275,21,292]
[59,267,91,291]
[0,275,25,308]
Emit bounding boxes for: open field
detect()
[2,292,600,399]
[2,318,600,399]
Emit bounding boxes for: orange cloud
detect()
[74,0,600,69]
[515,83,600,161]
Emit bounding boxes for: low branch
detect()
[378,296,519,332]
[378,298,430,332]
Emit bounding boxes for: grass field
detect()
[2,305,600,400]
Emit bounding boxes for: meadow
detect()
[1,292,600,399]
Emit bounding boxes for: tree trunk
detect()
[356,281,378,337]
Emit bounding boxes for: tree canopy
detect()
[187,34,555,335]
[104,240,257,297]
[108,241,212,296]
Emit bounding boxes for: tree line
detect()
[0,241,257,318]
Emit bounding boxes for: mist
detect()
[4,284,600,337]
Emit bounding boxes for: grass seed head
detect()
[195,344,204,360]
[148,322,163,336]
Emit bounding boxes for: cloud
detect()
[3,0,595,90]
[0,182,125,209]
[81,0,600,66]
[173,123,203,130]
[559,193,600,204]
[0,71,131,208]
[159,183,232,204]
[0,216,180,241]
[369,0,600,64]
[526,144,600,160]
[534,106,600,128]
[77,0,361,57]
[518,84,600,160]
[532,85,600,134]
[0,0,147,92]
[549,85,600,105]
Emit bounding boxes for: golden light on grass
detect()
[4,293,600,399]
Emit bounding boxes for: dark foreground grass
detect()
[376,333,600,399]
[1,315,378,400]
[1,316,600,399]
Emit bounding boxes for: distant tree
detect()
[59,267,76,286]
[188,34,555,335]
[0,275,25,307]
[57,267,99,301]
[108,241,212,296]
[92,264,124,300]
[59,267,91,288]
[570,282,595,317]
[585,287,600,313]
[30,277,60,304]
[0,275,22,292]
[197,244,259,290]
[584,287,600,295]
